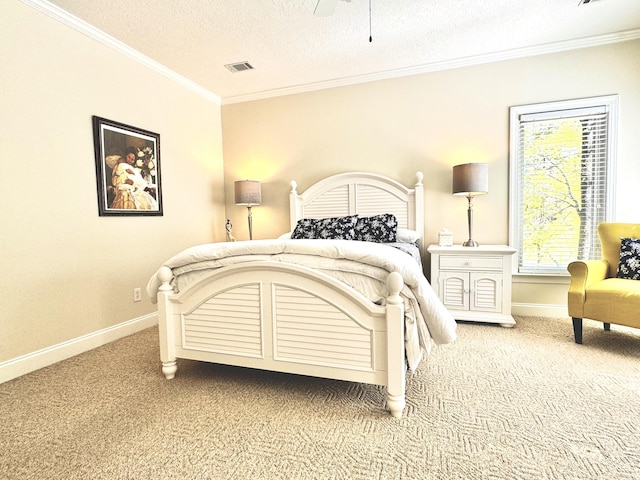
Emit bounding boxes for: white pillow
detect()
[278,232,292,239]
[396,228,420,244]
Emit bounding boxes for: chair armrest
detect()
[567,260,609,317]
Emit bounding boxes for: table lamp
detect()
[452,163,488,247]
[234,180,261,240]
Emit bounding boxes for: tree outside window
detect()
[509,96,618,275]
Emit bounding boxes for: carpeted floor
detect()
[1,316,639,480]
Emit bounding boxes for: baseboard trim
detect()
[0,313,158,384]
[512,303,568,318]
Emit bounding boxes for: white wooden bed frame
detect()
[156,171,425,417]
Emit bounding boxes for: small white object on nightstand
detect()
[428,244,516,327]
[438,228,453,247]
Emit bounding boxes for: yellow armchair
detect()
[567,222,640,344]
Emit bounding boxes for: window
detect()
[509,96,618,275]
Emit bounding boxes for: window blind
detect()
[509,96,617,275]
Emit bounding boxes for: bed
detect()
[147,171,456,417]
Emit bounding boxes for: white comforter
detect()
[147,239,457,371]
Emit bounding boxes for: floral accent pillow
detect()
[314,215,358,240]
[616,237,640,280]
[291,215,358,240]
[291,218,319,239]
[354,214,398,243]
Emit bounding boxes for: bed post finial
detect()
[290,180,297,194]
[158,266,173,292]
[386,272,403,305]
[415,171,423,186]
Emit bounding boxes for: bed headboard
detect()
[289,171,424,247]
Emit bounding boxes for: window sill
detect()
[512,273,570,285]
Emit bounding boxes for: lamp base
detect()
[246,206,254,241]
[463,195,479,247]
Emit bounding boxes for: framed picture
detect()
[92,116,163,216]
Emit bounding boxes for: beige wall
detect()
[2,0,638,373]
[222,39,640,313]
[0,1,225,364]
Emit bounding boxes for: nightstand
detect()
[427,244,517,327]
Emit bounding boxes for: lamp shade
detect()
[452,163,489,196]
[234,180,262,206]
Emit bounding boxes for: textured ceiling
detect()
[41,0,640,103]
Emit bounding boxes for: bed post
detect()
[414,172,424,255]
[385,271,406,418]
[289,180,299,231]
[157,266,177,379]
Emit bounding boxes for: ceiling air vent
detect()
[225,61,254,73]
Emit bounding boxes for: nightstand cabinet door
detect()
[439,271,469,310]
[470,272,502,313]
[439,272,502,313]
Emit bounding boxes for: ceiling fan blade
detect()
[314,0,339,16]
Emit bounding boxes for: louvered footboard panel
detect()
[273,285,374,371]
[182,284,263,357]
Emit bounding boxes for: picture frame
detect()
[92,115,163,216]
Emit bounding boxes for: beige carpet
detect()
[1,316,639,480]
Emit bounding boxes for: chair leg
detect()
[604,322,611,331]
[572,317,583,344]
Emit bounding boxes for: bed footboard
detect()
[156,262,407,417]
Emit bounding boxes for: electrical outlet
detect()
[133,287,142,302]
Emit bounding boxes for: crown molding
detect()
[22,1,640,106]
[21,0,221,105]
[221,28,640,105]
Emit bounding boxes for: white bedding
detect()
[147,239,457,371]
